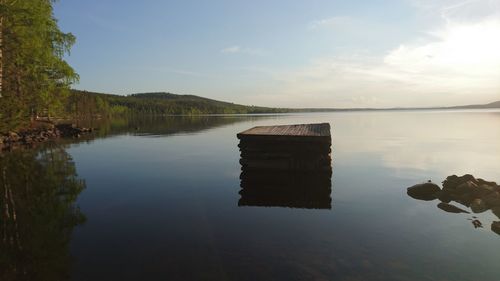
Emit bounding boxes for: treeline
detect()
[67,90,291,117]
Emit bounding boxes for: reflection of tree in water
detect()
[76,115,268,139]
[0,146,86,280]
[407,174,500,236]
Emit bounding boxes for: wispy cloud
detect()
[221,45,266,56]
[308,16,353,30]
[221,46,241,53]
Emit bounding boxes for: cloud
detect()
[221,45,265,56]
[221,46,241,53]
[308,16,353,30]
[248,2,500,108]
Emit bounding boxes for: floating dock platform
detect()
[236,123,333,209]
[237,123,332,171]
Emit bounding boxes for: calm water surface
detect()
[2,110,500,280]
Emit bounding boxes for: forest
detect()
[67,90,290,118]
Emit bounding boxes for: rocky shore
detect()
[0,124,94,151]
[407,174,500,235]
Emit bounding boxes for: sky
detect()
[54,0,500,108]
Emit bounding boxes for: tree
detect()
[0,0,78,132]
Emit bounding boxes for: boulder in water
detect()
[407,182,441,201]
[442,174,477,192]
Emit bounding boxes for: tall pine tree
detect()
[0,0,78,132]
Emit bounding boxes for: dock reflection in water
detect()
[238,168,332,209]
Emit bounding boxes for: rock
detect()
[472,219,483,228]
[478,184,498,193]
[470,198,489,213]
[442,174,478,192]
[8,132,20,142]
[477,178,498,188]
[491,221,500,235]
[483,192,500,208]
[491,207,500,219]
[407,182,441,201]
[456,193,474,207]
[437,191,452,203]
[456,180,479,194]
[437,202,470,213]
[474,185,496,198]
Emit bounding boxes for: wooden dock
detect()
[237,123,331,142]
[237,123,332,171]
[237,123,333,209]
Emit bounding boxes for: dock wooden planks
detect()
[237,123,332,171]
[236,123,333,209]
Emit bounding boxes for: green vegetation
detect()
[0,0,78,132]
[67,90,290,117]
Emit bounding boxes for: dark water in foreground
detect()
[2,110,500,281]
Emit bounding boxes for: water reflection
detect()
[238,169,332,209]
[76,115,273,139]
[407,174,500,236]
[0,145,86,280]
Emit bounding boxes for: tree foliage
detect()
[0,0,78,132]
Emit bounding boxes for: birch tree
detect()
[0,0,78,131]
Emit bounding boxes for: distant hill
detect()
[448,100,500,109]
[68,90,290,116]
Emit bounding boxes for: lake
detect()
[2,110,500,281]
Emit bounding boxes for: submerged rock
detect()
[407,182,441,201]
[437,202,469,214]
[472,219,483,228]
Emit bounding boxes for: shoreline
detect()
[0,123,94,152]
